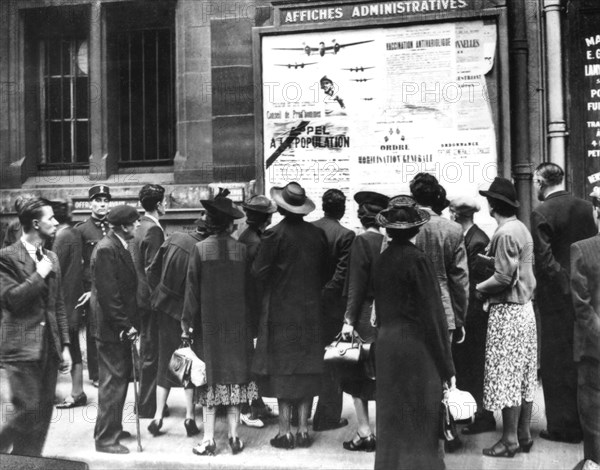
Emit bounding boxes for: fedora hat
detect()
[270,182,315,215]
[201,197,244,220]
[242,195,277,214]
[354,191,389,209]
[479,177,520,208]
[376,203,430,230]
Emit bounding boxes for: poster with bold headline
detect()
[262,19,498,232]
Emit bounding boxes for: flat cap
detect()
[449,195,481,216]
[107,205,140,225]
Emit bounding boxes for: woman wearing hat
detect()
[252,182,329,449]
[181,194,258,456]
[339,191,389,452]
[476,177,537,457]
[373,199,455,470]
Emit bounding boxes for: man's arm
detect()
[94,246,132,333]
[570,243,599,338]
[325,230,355,292]
[0,253,47,312]
[141,225,164,270]
[531,210,568,293]
[448,238,469,329]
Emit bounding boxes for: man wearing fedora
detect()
[239,195,278,428]
[312,189,354,432]
[570,186,600,470]
[531,163,597,444]
[75,184,112,387]
[91,205,141,454]
[129,184,166,418]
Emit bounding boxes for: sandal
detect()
[192,439,216,456]
[56,392,87,409]
[343,433,376,452]
[482,440,518,458]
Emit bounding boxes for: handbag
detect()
[169,345,207,387]
[324,332,371,364]
[439,397,462,453]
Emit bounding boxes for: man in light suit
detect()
[531,163,597,443]
[92,205,140,454]
[129,184,166,418]
[0,197,72,456]
[570,186,600,470]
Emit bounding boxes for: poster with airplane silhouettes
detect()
[262,19,498,233]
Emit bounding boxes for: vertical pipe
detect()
[543,0,568,176]
[508,0,533,225]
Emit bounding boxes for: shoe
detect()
[119,431,132,439]
[540,430,582,444]
[184,419,200,437]
[343,433,376,452]
[241,413,265,428]
[518,438,534,453]
[96,443,129,454]
[270,433,295,449]
[296,432,312,448]
[92,380,99,388]
[147,419,163,436]
[192,439,216,456]
[482,440,518,458]
[462,416,496,435]
[56,392,87,409]
[313,418,349,432]
[229,437,244,455]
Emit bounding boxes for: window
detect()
[41,38,90,164]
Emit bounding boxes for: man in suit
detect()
[531,163,597,443]
[0,197,72,456]
[312,189,355,431]
[448,196,496,434]
[411,173,469,341]
[75,184,111,387]
[129,184,166,418]
[570,186,600,470]
[92,205,140,454]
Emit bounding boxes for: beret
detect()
[107,205,140,225]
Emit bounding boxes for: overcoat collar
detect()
[107,231,136,274]
[544,190,569,202]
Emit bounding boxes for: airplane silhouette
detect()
[343,66,375,72]
[274,39,374,57]
[351,78,373,82]
[362,98,374,101]
[274,62,317,69]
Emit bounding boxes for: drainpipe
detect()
[543,0,568,179]
[508,0,533,225]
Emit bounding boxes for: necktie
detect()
[36,247,44,261]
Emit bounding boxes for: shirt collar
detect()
[114,232,129,249]
[21,236,40,262]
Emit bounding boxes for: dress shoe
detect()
[119,431,132,439]
[56,391,87,409]
[184,419,200,437]
[192,439,216,456]
[229,437,244,454]
[313,418,348,432]
[92,380,99,388]
[295,432,312,448]
[482,440,518,458]
[96,443,129,454]
[540,430,582,444]
[343,433,376,452]
[240,413,265,428]
[461,415,496,435]
[270,432,295,449]
[518,438,534,453]
[147,419,163,436]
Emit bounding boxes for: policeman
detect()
[75,184,111,387]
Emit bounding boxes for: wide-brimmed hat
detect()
[107,205,140,225]
[242,195,277,214]
[450,195,481,216]
[201,197,244,219]
[376,202,430,229]
[354,191,389,209]
[479,177,520,208]
[388,194,416,207]
[270,182,315,215]
[89,184,111,201]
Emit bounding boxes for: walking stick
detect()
[130,338,143,452]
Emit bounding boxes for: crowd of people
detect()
[0,164,598,470]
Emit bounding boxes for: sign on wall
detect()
[262,19,498,231]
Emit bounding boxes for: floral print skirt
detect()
[483,301,537,411]
[196,381,258,407]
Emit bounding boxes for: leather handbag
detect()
[324,332,371,364]
[439,397,461,452]
[169,348,192,387]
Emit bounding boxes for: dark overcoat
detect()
[373,240,455,470]
[90,231,138,343]
[251,217,328,377]
[75,216,109,291]
[238,226,263,337]
[52,225,84,328]
[181,233,253,385]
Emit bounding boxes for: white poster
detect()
[262,20,498,231]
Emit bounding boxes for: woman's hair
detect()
[245,210,270,228]
[386,226,420,241]
[205,211,233,235]
[358,203,385,229]
[487,197,517,217]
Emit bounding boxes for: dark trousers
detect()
[578,357,600,463]
[0,338,59,456]
[94,339,132,448]
[539,301,582,437]
[313,315,343,429]
[84,307,98,381]
[138,309,158,418]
